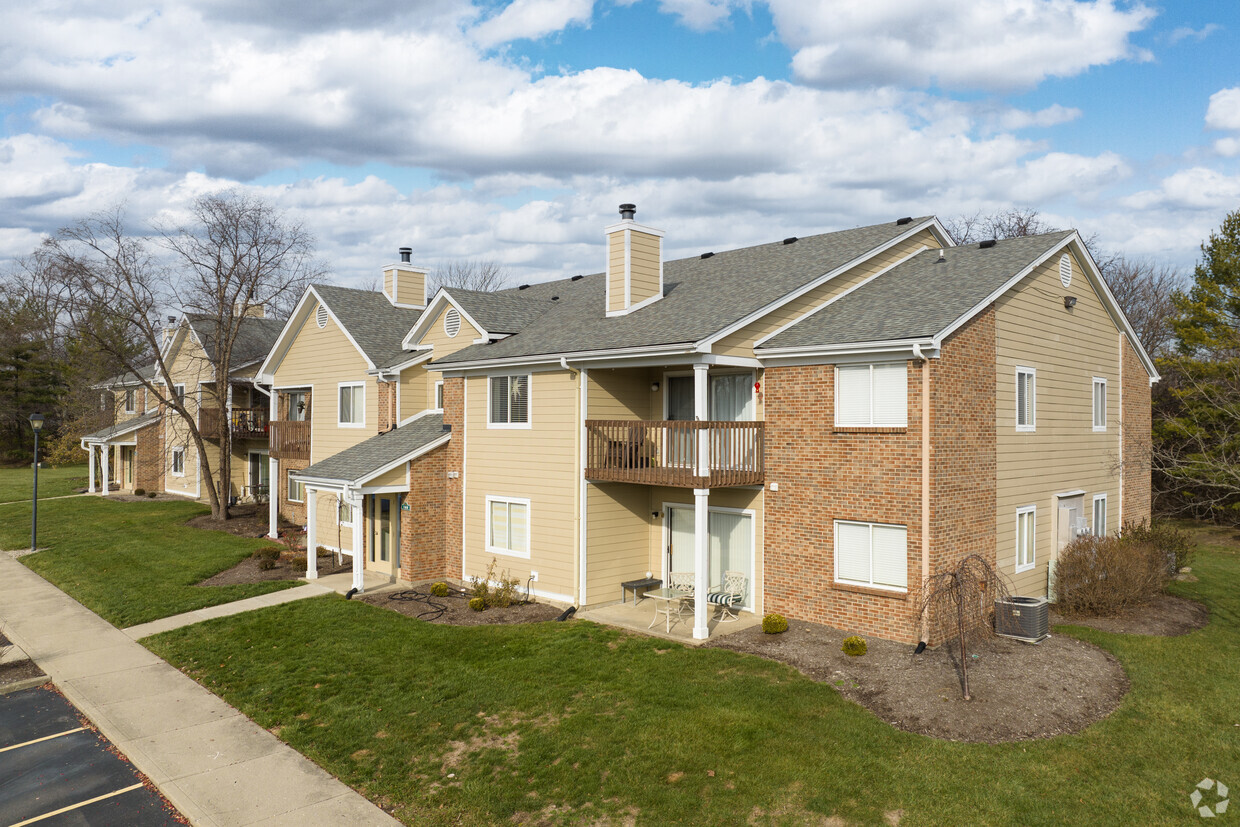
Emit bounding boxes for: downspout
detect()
[916,343,931,647]
[561,357,586,608]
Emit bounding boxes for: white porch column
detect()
[693,363,710,478]
[101,444,111,496]
[305,487,318,579]
[268,390,279,539]
[88,445,96,493]
[349,492,365,593]
[693,487,710,640]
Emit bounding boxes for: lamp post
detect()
[29,413,44,552]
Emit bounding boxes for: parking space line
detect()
[10,782,144,826]
[0,727,85,753]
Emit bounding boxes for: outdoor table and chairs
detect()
[644,587,693,632]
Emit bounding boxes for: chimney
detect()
[233,302,265,319]
[605,203,664,317]
[382,247,428,309]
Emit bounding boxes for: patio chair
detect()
[707,570,747,622]
[668,571,696,618]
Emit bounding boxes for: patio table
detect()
[644,587,692,633]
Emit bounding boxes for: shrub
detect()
[256,546,282,562]
[842,635,867,656]
[1055,533,1168,617]
[470,558,523,607]
[291,554,307,570]
[468,597,485,612]
[257,558,277,571]
[133,488,145,496]
[316,546,331,557]
[762,613,788,634]
[430,582,450,597]
[1119,519,1194,573]
[147,492,157,498]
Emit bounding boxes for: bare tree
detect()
[917,555,1012,701]
[942,208,1054,245]
[428,259,508,294]
[1101,257,1183,358]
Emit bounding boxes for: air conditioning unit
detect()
[994,596,1048,643]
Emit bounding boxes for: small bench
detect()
[621,577,662,604]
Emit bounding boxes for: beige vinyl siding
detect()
[629,230,661,305]
[995,250,1122,596]
[163,332,213,497]
[369,464,408,488]
[585,484,651,604]
[273,303,377,463]
[408,305,483,420]
[312,489,355,553]
[607,232,626,313]
[399,371,428,421]
[464,369,579,599]
[714,229,941,358]
[588,368,655,419]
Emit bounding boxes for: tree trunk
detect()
[957,584,971,701]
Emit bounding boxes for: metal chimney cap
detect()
[398,247,412,263]
[618,203,636,220]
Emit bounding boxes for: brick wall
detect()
[377,381,396,432]
[399,447,448,582]
[764,361,925,643]
[278,458,309,526]
[1121,336,1152,524]
[443,377,465,579]
[134,420,164,492]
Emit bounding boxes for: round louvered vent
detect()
[316,304,328,328]
[444,307,461,338]
[1059,253,1072,288]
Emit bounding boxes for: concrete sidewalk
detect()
[123,584,333,640]
[0,554,400,826]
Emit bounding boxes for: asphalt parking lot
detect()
[0,684,185,826]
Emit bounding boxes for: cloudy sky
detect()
[1,0,1237,288]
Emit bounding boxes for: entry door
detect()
[666,377,695,467]
[665,506,754,610]
[667,506,695,575]
[368,496,395,574]
[1050,495,1085,601]
[249,453,269,497]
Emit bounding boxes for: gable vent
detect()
[316,304,328,329]
[444,307,461,338]
[1059,253,1072,288]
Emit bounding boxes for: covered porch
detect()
[578,597,762,646]
[81,412,159,495]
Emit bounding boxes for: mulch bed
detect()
[0,631,47,689]
[357,582,564,626]
[184,503,272,538]
[196,551,350,586]
[709,619,1128,743]
[1050,593,1208,637]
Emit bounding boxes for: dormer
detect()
[605,204,664,317]
[383,247,428,309]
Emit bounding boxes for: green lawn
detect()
[145,522,1240,826]
[0,495,299,627]
[0,464,89,503]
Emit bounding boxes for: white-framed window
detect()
[1092,377,1107,432]
[123,389,136,413]
[1016,367,1036,432]
[835,363,907,427]
[434,380,445,412]
[486,496,530,558]
[488,374,530,427]
[337,498,354,526]
[171,447,185,477]
[1093,494,1107,536]
[288,391,308,422]
[834,520,907,591]
[173,384,186,407]
[1016,505,1036,572]
[288,472,304,504]
[338,382,365,427]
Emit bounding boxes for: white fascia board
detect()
[313,287,377,371]
[603,220,665,237]
[401,290,490,350]
[291,433,450,488]
[758,339,938,366]
[432,341,699,372]
[699,218,942,351]
[256,287,317,379]
[604,290,662,318]
[397,407,441,427]
[369,351,433,376]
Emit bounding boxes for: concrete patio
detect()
[578,597,761,645]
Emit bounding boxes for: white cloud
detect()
[1168,23,1219,45]
[471,0,594,47]
[768,0,1155,91]
[655,0,748,31]
[1206,87,1240,132]
[1122,167,1240,212]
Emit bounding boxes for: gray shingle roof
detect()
[433,219,932,365]
[187,315,286,367]
[759,232,1074,350]
[98,364,158,388]
[295,415,449,484]
[82,411,160,443]
[312,284,425,369]
[445,287,555,334]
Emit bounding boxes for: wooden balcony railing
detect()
[270,420,311,461]
[585,420,764,488]
[200,407,270,441]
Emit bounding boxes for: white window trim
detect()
[485,495,532,559]
[337,497,355,527]
[1092,377,1107,432]
[173,384,186,406]
[833,363,908,428]
[123,389,136,414]
[833,519,908,592]
[287,471,304,504]
[171,447,186,477]
[337,381,366,428]
[1015,367,1036,432]
[1015,505,1036,573]
[433,380,445,413]
[1092,493,1107,536]
[486,373,532,430]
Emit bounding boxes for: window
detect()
[1093,494,1107,536]
[337,498,354,526]
[338,383,364,427]
[1092,377,1107,432]
[288,391,307,422]
[489,375,530,427]
[123,389,135,413]
[288,472,304,503]
[1016,506,1036,572]
[171,447,185,477]
[834,520,907,591]
[173,384,186,406]
[487,496,530,558]
[835,363,907,427]
[1016,367,1036,431]
[434,381,445,412]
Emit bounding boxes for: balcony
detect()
[585,420,764,488]
[200,407,269,441]
[270,420,311,461]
